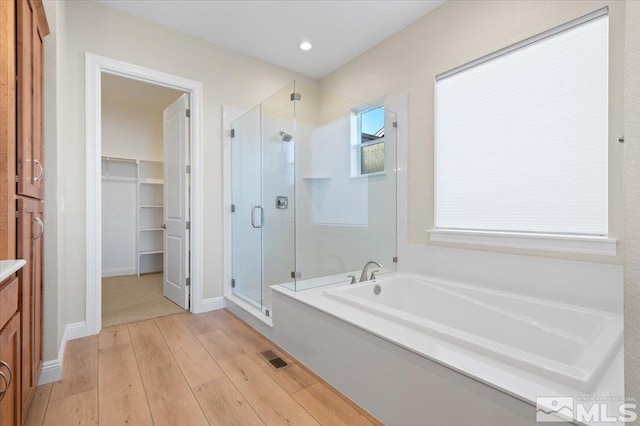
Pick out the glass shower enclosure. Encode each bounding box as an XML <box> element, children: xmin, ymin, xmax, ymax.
<box><xmin>231</xmin><ymin>81</ymin><xmax>397</xmax><ymax>318</ymax></box>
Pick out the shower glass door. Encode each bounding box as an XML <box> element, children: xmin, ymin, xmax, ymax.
<box><xmin>231</xmin><ymin>105</ymin><xmax>263</xmax><ymax>310</ymax></box>
<box><xmin>260</xmin><ymin>82</ymin><xmax>295</xmax><ymax>314</ymax></box>
<box><xmin>231</xmin><ymin>82</ymin><xmax>295</xmax><ymax>316</ymax></box>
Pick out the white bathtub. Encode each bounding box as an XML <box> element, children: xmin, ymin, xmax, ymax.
<box><xmin>323</xmin><ymin>274</ymin><xmax>622</xmax><ymax>392</ymax></box>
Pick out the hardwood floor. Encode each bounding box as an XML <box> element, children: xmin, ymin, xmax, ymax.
<box><xmin>26</xmin><ymin>309</ymin><xmax>381</xmax><ymax>426</ymax></box>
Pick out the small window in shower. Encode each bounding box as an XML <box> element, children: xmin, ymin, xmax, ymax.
<box><xmin>352</xmin><ymin>106</ymin><xmax>385</xmax><ymax>176</ymax></box>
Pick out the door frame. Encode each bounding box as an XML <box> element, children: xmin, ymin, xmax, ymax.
<box><xmin>85</xmin><ymin>53</ymin><xmax>204</xmax><ymax>334</ymax></box>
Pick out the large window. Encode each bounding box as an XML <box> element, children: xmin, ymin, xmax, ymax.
<box><xmin>435</xmin><ymin>10</ymin><xmax>609</xmax><ymax>237</ymax></box>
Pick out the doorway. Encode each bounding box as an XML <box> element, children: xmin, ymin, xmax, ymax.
<box><xmin>100</xmin><ymin>74</ymin><xmax>189</xmax><ymax>327</ymax></box>
<box><xmin>85</xmin><ymin>53</ymin><xmax>205</xmax><ymax>334</ymax></box>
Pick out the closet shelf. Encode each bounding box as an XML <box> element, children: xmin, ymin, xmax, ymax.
<box><xmin>102</xmin><ymin>156</ymin><xmax>137</xmax><ymax>164</ymax></box>
<box><xmin>101</xmin><ymin>176</ymin><xmax>137</xmax><ymax>182</ymax></box>
<box><xmin>138</xmin><ymin>159</ymin><xmax>164</xmax><ymax>276</ymax></box>
<box><xmin>139</xmin><ymin>250</ymin><xmax>164</xmax><ymax>256</ymax></box>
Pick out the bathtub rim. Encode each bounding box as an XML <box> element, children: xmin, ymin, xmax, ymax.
<box><xmin>271</xmin><ymin>272</ymin><xmax>624</xmax><ymax>411</ymax></box>
<box><xmin>322</xmin><ymin>273</ymin><xmax>622</xmax><ymax>393</ymax></box>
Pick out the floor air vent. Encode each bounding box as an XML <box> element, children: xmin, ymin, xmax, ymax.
<box><xmin>260</xmin><ymin>349</ymin><xmax>289</xmax><ymax>371</ymax></box>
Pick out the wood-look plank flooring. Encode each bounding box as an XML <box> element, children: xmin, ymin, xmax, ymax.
<box><xmin>27</xmin><ymin>309</ymin><xmax>381</xmax><ymax>426</ymax></box>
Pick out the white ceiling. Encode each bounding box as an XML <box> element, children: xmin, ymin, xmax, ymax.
<box><xmin>97</xmin><ymin>0</ymin><xmax>446</xmax><ymax>79</ymax></box>
<box><xmin>102</xmin><ymin>73</ymin><xmax>185</xmax><ymax>108</ymax></box>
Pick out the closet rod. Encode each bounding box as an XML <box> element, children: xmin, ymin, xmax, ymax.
<box><xmin>101</xmin><ymin>156</ymin><xmax>137</xmax><ymax>164</ymax></box>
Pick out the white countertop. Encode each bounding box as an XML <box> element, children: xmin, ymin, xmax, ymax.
<box><xmin>0</xmin><ymin>259</ymin><xmax>27</xmax><ymax>283</ymax></box>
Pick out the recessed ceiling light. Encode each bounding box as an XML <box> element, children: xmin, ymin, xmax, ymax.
<box><xmin>299</xmin><ymin>41</ymin><xmax>313</xmax><ymax>51</ymax></box>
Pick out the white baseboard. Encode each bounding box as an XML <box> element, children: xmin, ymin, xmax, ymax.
<box><xmin>38</xmin><ymin>321</ymin><xmax>88</xmax><ymax>385</ymax></box>
<box><xmin>101</xmin><ymin>267</ymin><xmax>137</xmax><ymax>278</ymax></box>
<box><xmin>198</xmin><ymin>296</ymin><xmax>225</xmax><ymax>313</ymax></box>
<box><xmin>65</xmin><ymin>321</ymin><xmax>90</xmax><ymax>340</ymax></box>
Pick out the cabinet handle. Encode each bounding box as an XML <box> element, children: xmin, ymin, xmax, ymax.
<box><xmin>34</xmin><ymin>159</ymin><xmax>44</xmax><ymax>182</ymax></box>
<box><xmin>0</xmin><ymin>371</ymin><xmax>6</xmax><ymax>401</ymax></box>
<box><xmin>33</xmin><ymin>216</ymin><xmax>44</xmax><ymax>240</ymax></box>
<box><xmin>0</xmin><ymin>360</ymin><xmax>13</xmax><ymax>401</ymax></box>
<box><xmin>0</xmin><ymin>361</ymin><xmax>12</xmax><ymax>388</ymax></box>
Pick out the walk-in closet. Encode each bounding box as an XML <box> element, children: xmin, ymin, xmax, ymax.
<box><xmin>100</xmin><ymin>73</ymin><xmax>187</xmax><ymax>327</ymax></box>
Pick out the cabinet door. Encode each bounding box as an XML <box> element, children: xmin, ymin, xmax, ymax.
<box><xmin>0</xmin><ymin>314</ymin><xmax>21</xmax><ymax>426</ymax></box>
<box><xmin>16</xmin><ymin>0</ymin><xmax>44</xmax><ymax>200</ymax></box>
<box><xmin>16</xmin><ymin>198</ymin><xmax>43</xmax><ymax>415</ymax></box>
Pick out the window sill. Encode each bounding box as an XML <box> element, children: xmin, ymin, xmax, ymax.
<box><xmin>428</xmin><ymin>229</ymin><xmax>617</xmax><ymax>256</ymax></box>
<box><xmin>350</xmin><ymin>171</ymin><xmax>386</xmax><ymax>180</ymax></box>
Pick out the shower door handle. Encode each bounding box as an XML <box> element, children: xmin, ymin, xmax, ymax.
<box><xmin>251</xmin><ymin>205</ymin><xmax>264</xmax><ymax>228</ymax></box>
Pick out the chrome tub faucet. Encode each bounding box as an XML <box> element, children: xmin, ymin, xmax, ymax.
<box><xmin>359</xmin><ymin>261</ymin><xmax>383</xmax><ymax>283</ymax></box>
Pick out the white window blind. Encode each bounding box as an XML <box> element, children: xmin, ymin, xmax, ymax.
<box><xmin>435</xmin><ymin>11</ymin><xmax>609</xmax><ymax>237</ymax></box>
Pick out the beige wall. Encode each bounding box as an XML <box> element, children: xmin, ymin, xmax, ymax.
<box><xmin>43</xmin><ymin>0</ymin><xmax>64</xmax><ymax>361</ymax></box>
<box><xmin>45</xmin><ymin>0</ymin><xmax>314</xmax><ymax>357</ymax></box>
<box><xmin>102</xmin><ymin>99</ymin><xmax>164</xmax><ymax>162</ymax></box>
<box><xmin>320</xmin><ymin>0</ymin><xmax>625</xmax><ymax>265</ymax></box>
<box><xmin>624</xmin><ymin>0</ymin><xmax>640</xmax><ymax>408</ymax></box>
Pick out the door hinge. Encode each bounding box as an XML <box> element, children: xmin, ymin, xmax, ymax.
<box><xmin>15</xmin><ymin>211</ymin><xmax>18</xmax><ymax>218</ymax></box>
<box><xmin>231</xmin><ymin>204</ymin><xmax>236</xmax><ymax>212</ymax></box>
<box><xmin>291</xmin><ymin>271</ymin><xmax>302</xmax><ymax>279</ymax></box>
<box><xmin>15</xmin><ymin>175</ymin><xmax>18</xmax><ymax>183</ymax></box>
<box><xmin>186</xmin><ymin>109</ymin><xmax>191</xmax><ymax>118</ymax></box>
<box><xmin>230</xmin><ymin>128</ymin><xmax>236</xmax><ymax>138</ymax></box>
<box><xmin>186</xmin><ymin>277</ymin><xmax>191</xmax><ymax>287</ymax></box>
<box><xmin>265</xmin><ymin>309</ymin><xmax>270</xmax><ymax>317</ymax></box>
<box><xmin>393</xmin><ymin>256</ymin><xmax>398</xmax><ymax>263</ymax></box>
<box><xmin>290</xmin><ymin>92</ymin><xmax>301</xmax><ymax>101</ymax></box>
<box><xmin>231</xmin><ymin>278</ymin><xmax>236</xmax><ymax>288</ymax></box>
<box><xmin>393</xmin><ymin>121</ymin><xmax>398</xmax><ymax>128</ymax></box>
<box><xmin>186</xmin><ymin>221</ymin><xmax>191</xmax><ymax>230</ymax></box>
<box><xmin>186</xmin><ymin>165</ymin><xmax>191</xmax><ymax>174</ymax></box>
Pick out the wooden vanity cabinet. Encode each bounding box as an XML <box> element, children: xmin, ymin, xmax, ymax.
<box><xmin>16</xmin><ymin>199</ymin><xmax>43</xmax><ymax>418</ymax></box>
<box><xmin>0</xmin><ymin>277</ymin><xmax>22</xmax><ymax>426</ymax></box>
<box><xmin>16</xmin><ymin>0</ymin><xmax>45</xmax><ymax>200</ymax></box>
<box><xmin>0</xmin><ymin>0</ymin><xmax>49</xmax><ymax>424</ymax></box>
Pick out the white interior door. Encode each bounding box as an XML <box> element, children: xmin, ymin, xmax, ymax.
<box><xmin>163</xmin><ymin>94</ymin><xmax>190</xmax><ymax>309</ymax></box>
